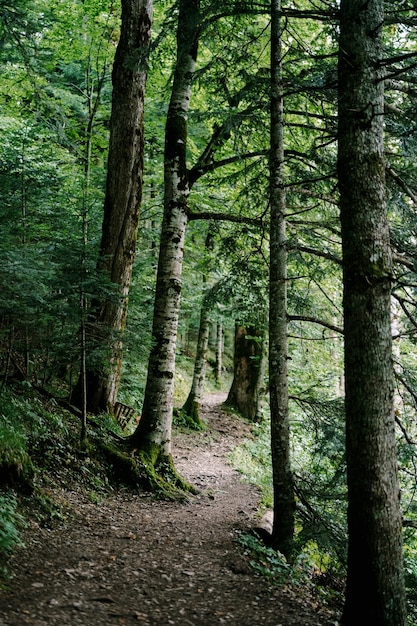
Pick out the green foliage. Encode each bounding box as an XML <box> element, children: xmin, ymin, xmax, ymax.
<box><xmin>0</xmin><ymin>387</ymin><xmax>68</xmax><ymax>484</ymax></box>
<box><xmin>231</xmin><ymin>392</ymin><xmax>347</xmax><ymax>569</ymax></box>
<box><xmin>0</xmin><ymin>391</ymin><xmax>33</xmax><ymax>490</ymax></box>
<box><xmin>238</xmin><ymin>530</ymin><xmax>337</xmax><ymax>591</ymax></box>
<box><xmin>230</xmin><ymin>420</ymin><xmax>273</xmax><ymax>508</ymax></box>
<box><xmin>0</xmin><ymin>0</ymin><xmax>116</xmax><ymax>396</ymax></box>
<box><xmin>0</xmin><ymin>493</ymin><xmax>25</xmax><ymax>578</ymax></box>
<box><xmin>173</xmin><ymin>354</ymin><xmax>195</xmax><ymax>406</ymax></box>
<box><xmin>238</xmin><ymin>532</ymin><xmax>299</xmax><ymax>583</ymax></box>
<box><xmin>238</xmin><ymin>531</ymin><xmax>344</xmax><ymax>609</ymax></box>
<box><xmin>0</xmin><ymin>5</ymin><xmax>416</xmax><ymax>620</ymax></box>
<box><xmin>403</xmin><ymin>540</ymin><xmax>417</xmax><ymax>626</ymax></box>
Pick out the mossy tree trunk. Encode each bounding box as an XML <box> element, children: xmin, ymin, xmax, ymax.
<box><xmin>339</xmin><ymin>0</ymin><xmax>406</xmax><ymax>623</ymax></box>
<box><xmin>268</xmin><ymin>0</ymin><xmax>295</xmax><ymax>561</ymax></box>
<box><xmin>225</xmin><ymin>324</ymin><xmax>265</xmax><ymax>421</ymax></box>
<box><xmin>128</xmin><ymin>0</ymin><xmax>200</xmax><ymax>494</ymax></box>
<box><xmin>74</xmin><ymin>0</ymin><xmax>153</xmax><ymax>413</ymax></box>
<box><xmin>180</xmin><ymin>294</ymin><xmax>210</xmax><ymax>429</ymax></box>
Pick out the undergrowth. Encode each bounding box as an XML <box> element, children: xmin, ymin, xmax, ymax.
<box><xmin>230</xmin><ymin>419</ymin><xmax>273</xmax><ymax>509</ymax></box>
<box><xmin>231</xmin><ymin>407</ymin><xmax>417</xmax><ymax>623</ymax></box>
<box><xmin>237</xmin><ymin>531</ymin><xmax>344</xmax><ymax>609</ymax></box>
<box><xmin>0</xmin><ymin>383</ymin><xmax>121</xmax><ymax>578</ymax></box>
<box><xmin>0</xmin><ymin>493</ymin><xmax>25</xmax><ymax>581</ymax></box>
<box><xmin>238</xmin><ymin>532</ymin><xmax>309</xmax><ymax>585</ymax></box>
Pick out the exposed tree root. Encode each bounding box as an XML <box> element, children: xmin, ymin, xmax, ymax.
<box><xmin>174</xmin><ymin>402</ymin><xmax>207</xmax><ymax>431</ymax></box>
<box><xmin>98</xmin><ymin>440</ymin><xmax>198</xmax><ymax>501</ymax></box>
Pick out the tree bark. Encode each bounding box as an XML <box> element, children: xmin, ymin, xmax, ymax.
<box><xmin>338</xmin><ymin>1</ymin><xmax>406</xmax><ymax>623</ymax></box>
<box><xmin>180</xmin><ymin>294</ymin><xmax>210</xmax><ymax>429</ymax></box>
<box><xmin>214</xmin><ymin>320</ymin><xmax>223</xmax><ymax>385</ymax></box>
<box><xmin>129</xmin><ymin>0</ymin><xmax>200</xmax><ymax>472</ymax></box>
<box><xmin>225</xmin><ymin>324</ymin><xmax>264</xmax><ymax>422</ymax></box>
<box><xmin>78</xmin><ymin>0</ymin><xmax>153</xmax><ymax>413</ymax></box>
<box><xmin>269</xmin><ymin>0</ymin><xmax>295</xmax><ymax>560</ymax></box>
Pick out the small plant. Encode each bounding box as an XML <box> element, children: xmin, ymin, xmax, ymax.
<box><xmin>237</xmin><ymin>531</ymin><xmax>311</xmax><ymax>587</ymax></box>
<box><xmin>0</xmin><ymin>493</ymin><xmax>25</xmax><ymax>579</ymax></box>
<box><xmin>237</xmin><ymin>531</ymin><xmax>344</xmax><ymax>610</ymax></box>
<box><xmin>240</xmin><ymin>532</ymin><xmax>289</xmax><ymax>580</ymax></box>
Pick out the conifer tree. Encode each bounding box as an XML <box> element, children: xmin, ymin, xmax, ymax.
<box><xmin>338</xmin><ymin>0</ymin><xmax>406</xmax><ymax>622</ymax></box>
<box><xmin>75</xmin><ymin>0</ymin><xmax>153</xmax><ymax>413</ymax></box>
<box><xmin>268</xmin><ymin>0</ymin><xmax>295</xmax><ymax>561</ymax></box>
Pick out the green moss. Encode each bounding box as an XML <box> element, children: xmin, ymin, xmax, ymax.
<box><xmin>136</xmin><ymin>445</ymin><xmax>198</xmax><ymax>499</ymax></box>
<box><xmin>156</xmin><ymin>452</ymin><xmax>198</xmax><ymax>494</ymax></box>
<box><xmin>98</xmin><ymin>442</ymin><xmax>143</xmax><ymax>486</ymax></box>
<box><xmin>98</xmin><ymin>440</ymin><xmax>198</xmax><ymax>500</ymax></box>
<box><xmin>173</xmin><ymin>403</ymin><xmax>207</xmax><ymax>431</ymax></box>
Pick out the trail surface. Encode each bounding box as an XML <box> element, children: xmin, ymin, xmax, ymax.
<box><xmin>0</xmin><ymin>394</ymin><xmax>340</xmax><ymax>626</ymax></box>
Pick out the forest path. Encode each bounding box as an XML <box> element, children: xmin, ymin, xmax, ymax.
<box><xmin>0</xmin><ymin>393</ymin><xmax>339</xmax><ymax>626</ymax></box>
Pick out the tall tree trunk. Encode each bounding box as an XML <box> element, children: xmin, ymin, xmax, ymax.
<box><xmin>268</xmin><ymin>0</ymin><xmax>295</xmax><ymax>560</ymax></box>
<box><xmin>129</xmin><ymin>0</ymin><xmax>200</xmax><ymax>486</ymax></box>
<box><xmin>214</xmin><ymin>320</ymin><xmax>223</xmax><ymax>385</ymax></box>
<box><xmin>180</xmin><ymin>294</ymin><xmax>210</xmax><ymax>429</ymax></box>
<box><xmin>338</xmin><ymin>1</ymin><xmax>406</xmax><ymax>623</ymax></box>
<box><xmin>225</xmin><ymin>324</ymin><xmax>264</xmax><ymax>421</ymax></box>
<box><xmin>78</xmin><ymin>0</ymin><xmax>153</xmax><ymax>413</ymax></box>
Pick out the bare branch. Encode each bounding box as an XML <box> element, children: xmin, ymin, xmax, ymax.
<box><xmin>288</xmin><ymin>244</ymin><xmax>342</xmax><ymax>265</ymax></box>
<box><xmin>288</xmin><ymin>315</ymin><xmax>343</xmax><ymax>335</ymax></box>
<box><xmin>386</xmin><ymin>166</ymin><xmax>417</xmax><ymax>205</ymax></box>
<box><xmin>189</xmin><ymin>151</ymin><xmax>267</xmax><ymax>185</ymax></box>
<box><xmin>187</xmin><ymin>210</ymin><xmax>263</xmax><ymax>226</ymax></box>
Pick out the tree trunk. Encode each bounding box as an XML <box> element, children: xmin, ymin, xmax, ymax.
<box><xmin>78</xmin><ymin>0</ymin><xmax>153</xmax><ymax>413</ymax></box>
<box><xmin>180</xmin><ymin>295</ymin><xmax>210</xmax><ymax>429</ymax></box>
<box><xmin>129</xmin><ymin>0</ymin><xmax>200</xmax><ymax>488</ymax></box>
<box><xmin>214</xmin><ymin>320</ymin><xmax>223</xmax><ymax>385</ymax></box>
<box><xmin>268</xmin><ymin>0</ymin><xmax>295</xmax><ymax>560</ymax></box>
<box><xmin>338</xmin><ymin>1</ymin><xmax>406</xmax><ymax>623</ymax></box>
<box><xmin>225</xmin><ymin>324</ymin><xmax>264</xmax><ymax>421</ymax></box>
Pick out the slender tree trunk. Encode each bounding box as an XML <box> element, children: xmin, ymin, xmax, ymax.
<box><xmin>78</xmin><ymin>0</ymin><xmax>153</xmax><ymax>413</ymax></box>
<box><xmin>214</xmin><ymin>320</ymin><xmax>223</xmax><ymax>385</ymax></box>
<box><xmin>180</xmin><ymin>295</ymin><xmax>210</xmax><ymax>429</ymax></box>
<box><xmin>269</xmin><ymin>0</ymin><xmax>295</xmax><ymax>560</ymax></box>
<box><xmin>80</xmin><ymin>67</ymin><xmax>97</xmax><ymax>442</ymax></box>
<box><xmin>129</xmin><ymin>0</ymin><xmax>200</xmax><ymax>474</ymax></box>
<box><xmin>338</xmin><ymin>1</ymin><xmax>406</xmax><ymax>623</ymax></box>
<box><xmin>254</xmin><ymin>334</ymin><xmax>267</xmax><ymax>422</ymax></box>
<box><xmin>225</xmin><ymin>324</ymin><xmax>264</xmax><ymax>421</ymax></box>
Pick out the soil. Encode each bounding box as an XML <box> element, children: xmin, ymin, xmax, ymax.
<box><xmin>0</xmin><ymin>393</ymin><xmax>341</xmax><ymax>626</ymax></box>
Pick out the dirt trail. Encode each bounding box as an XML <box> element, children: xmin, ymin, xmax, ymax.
<box><xmin>0</xmin><ymin>394</ymin><xmax>340</xmax><ymax>626</ymax></box>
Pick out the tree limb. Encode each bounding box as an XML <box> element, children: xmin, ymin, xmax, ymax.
<box><xmin>189</xmin><ymin>151</ymin><xmax>267</xmax><ymax>185</ymax></box>
<box><xmin>288</xmin><ymin>315</ymin><xmax>343</xmax><ymax>335</ymax></box>
<box><xmin>288</xmin><ymin>243</ymin><xmax>342</xmax><ymax>265</ymax></box>
<box><xmin>187</xmin><ymin>209</ymin><xmax>263</xmax><ymax>226</ymax></box>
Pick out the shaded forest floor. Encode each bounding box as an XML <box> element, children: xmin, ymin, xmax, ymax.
<box><xmin>0</xmin><ymin>393</ymin><xmax>341</xmax><ymax>626</ymax></box>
